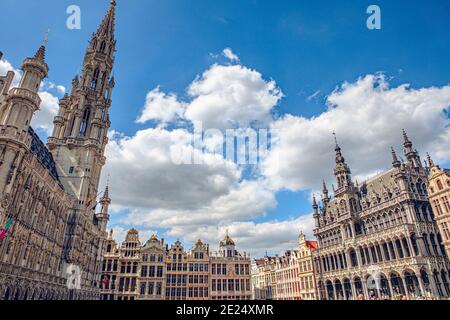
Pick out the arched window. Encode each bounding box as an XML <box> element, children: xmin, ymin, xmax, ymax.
<box><xmin>411</xmin><ymin>235</ymin><xmax>420</xmax><ymax>256</ymax></box>
<box><xmin>437</xmin><ymin>180</ymin><xmax>444</xmax><ymax>191</ymax></box>
<box><xmin>90</xmin><ymin>68</ymin><xmax>100</xmax><ymax>90</ymax></box>
<box><xmin>79</xmin><ymin>108</ymin><xmax>91</xmax><ymax>137</ymax></box>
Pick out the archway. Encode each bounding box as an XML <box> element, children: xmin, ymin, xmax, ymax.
<box><xmin>325</xmin><ymin>281</ymin><xmax>334</xmax><ymax>300</ymax></box>
<box><xmin>404</xmin><ymin>270</ymin><xmax>421</xmax><ymax>297</ymax></box>
<box><xmin>390</xmin><ymin>272</ymin><xmax>405</xmax><ymax>296</ymax></box>
<box><xmin>343</xmin><ymin>278</ymin><xmax>352</xmax><ymax>300</ymax></box>
<box><xmin>318</xmin><ymin>281</ymin><xmax>326</xmax><ymax>300</ymax></box>
<box><xmin>13</xmin><ymin>288</ymin><xmax>21</xmax><ymax>301</ymax></box>
<box><xmin>2</xmin><ymin>287</ymin><xmax>11</xmax><ymax>300</ymax></box>
<box><xmin>335</xmin><ymin>280</ymin><xmax>344</xmax><ymax>300</ymax></box>
<box><xmin>354</xmin><ymin>277</ymin><xmax>364</xmax><ymax>298</ymax></box>
<box><xmin>379</xmin><ymin>274</ymin><xmax>391</xmax><ymax>299</ymax></box>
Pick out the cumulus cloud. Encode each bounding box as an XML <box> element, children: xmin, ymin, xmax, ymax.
<box><xmin>137</xmin><ymin>63</ymin><xmax>282</xmax><ymax>130</ymax></box>
<box><xmin>104</xmin><ymin>128</ymin><xmax>246</xmax><ymax>211</ymax></box>
<box><xmin>222</xmin><ymin>48</ymin><xmax>240</xmax><ymax>62</ymax></box>
<box><xmin>33</xmin><ymin>91</ymin><xmax>59</xmax><ymax>135</ymax></box>
<box><xmin>263</xmin><ymin>74</ymin><xmax>450</xmax><ymax>192</ymax></box>
<box><xmin>0</xmin><ymin>58</ymin><xmax>21</xmax><ymax>86</ymax></box>
<box><xmin>167</xmin><ymin>214</ymin><xmax>315</xmax><ymax>257</ymax></box>
<box><xmin>136</xmin><ymin>86</ymin><xmax>186</xmax><ymax>125</ymax></box>
<box><xmin>185</xmin><ymin>64</ymin><xmax>283</xmax><ymax>129</ymax></box>
<box><xmin>104</xmin><ymin>55</ymin><xmax>450</xmax><ymax>257</ymax></box>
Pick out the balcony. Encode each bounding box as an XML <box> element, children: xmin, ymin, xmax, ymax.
<box><xmin>8</xmin><ymin>87</ymin><xmax>41</xmax><ymax>107</ymax></box>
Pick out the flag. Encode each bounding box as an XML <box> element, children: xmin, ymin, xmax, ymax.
<box><xmin>5</xmin><ymin>218</ymin><xmax>14</xmax><ymax>231</ymax></box>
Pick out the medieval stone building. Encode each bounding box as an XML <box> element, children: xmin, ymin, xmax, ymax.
<box><xmin>0</xmin><ymin>1</ymin><xmax>117</xmax><ymax>300</ymax></box>
<box><xmin>312</xmin><ymin>131</ymin><xmax>450</xmax><ymax>300</ymax></box>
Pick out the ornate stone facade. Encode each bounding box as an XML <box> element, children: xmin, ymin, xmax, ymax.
<box><xmin>0</xmin><ymin>1</ymin><xmax>116</xmax><ymax>300</ymax></box>
<box><xmin>312</xmin><ymin>132</ymin><xmax>450</xmax><ymax>300</ymax></box>
<box><xmin>100</xmin><ymin>230</ymin><xmax>252</xmax><ymax>300</ymax></box>
<box><xmin>251</xmin><ymin>233</ymin><xmax>318</xmax><ymax>300</ymax></box>
<box><xmin>427</xmin><ymin>155</ymin><xmax>450</xmax><ymax>257</ymax></box>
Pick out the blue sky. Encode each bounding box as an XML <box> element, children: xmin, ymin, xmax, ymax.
<box><xmin>1</xmin><ymin>0</ymin><xmax>449</xmax><ymax>256</ymax></box>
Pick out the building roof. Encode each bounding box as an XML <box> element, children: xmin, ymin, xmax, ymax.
<box><xmin>255</xmin><ymin>259</ymin><xmax>265</xmax><ymax>266</ymax></box>
<box><xmin>220</xmin><ymin>233</ymin><xmax>235</xmax><ymax>247</ymax></box>
<box><xmin>28</xmin><ymin>126</ymin><xmax>62</xmax><ymax>187</ymax></box>
<box><xmin>306</xmin><ymin>240</ymin><xmax>318</xmax><ymax>250</ymax></box>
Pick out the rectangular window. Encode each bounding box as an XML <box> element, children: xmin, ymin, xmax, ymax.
<box><xmin>149</xmin><ymin>266</ymin><xmax>155</xmax><ymax>277</ymax></box>
<box><xmin>157</xmin><ymin>266</ymin><xmax>163</xmax><ymax>278</ymax></box>
<box><xmin>148</xmin><ymin>282</ymin><xmax>154</xmax><ymax>295</ymax></box>
<box><xmin>141</xmin><ymin>266</ymin><xmax>148</xmax><ymax>277</ymax></box>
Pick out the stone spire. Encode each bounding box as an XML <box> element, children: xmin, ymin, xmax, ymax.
<box><xmin>402</xmin><ymin>129</ymin><xmax>422</xmax><ymax>168</ymax></box>
<box><xmin>334</xmin><ymin>132</ymin><xmax>346</xmax><ymax>165</ymax></box>
<box><xmin>94</xmin><ymin>0</ymin><xmax>116</xmax><ymax>40</ymax></box>
<box><xmin>333</xmin><ymin>133</ymin><xmax>353</xmax><ymax>194</ymax></box>
<box><xmin>392</xmin><ymin>147</ymin><xmax>401</xmax><ymax>168</ymax></box>
<box><xmin>427</xmin><ymin>153</ymin><xmax>436</xmax><ymax>168</ymax></box>
<box><xmin>33</xmin><ymin>30</ymin><xmax>49</xmax><ymax>62</ymax></box>
<box><xmin>313</xmin><ymin>195</ymin><xmax>320</xmax><ymax>227</ymax></box>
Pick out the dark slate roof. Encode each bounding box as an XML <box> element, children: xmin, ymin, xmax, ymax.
<box><xmin>445</xmin><ymin>169</ymin><xmax>450</xmax><ymax>177</ymax></box>
<box><xmin>28</xmin><ymin>127</ymin><xmax>63</xmax><ymax>187</ymax></box>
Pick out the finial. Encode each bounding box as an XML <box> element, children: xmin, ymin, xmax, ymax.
<box><xmin>427</xmin><ymin>153</ymin><xmax>435</xmax><ymax>168</ymax></box>
<box><xmin>333</xmin><ymin>131</ymin><xmax>339</xmax><ymax>148</ymax></box>
<box><xmin>392</xmin><ymin>147</ymin><xmax>401</xmax><ymax>168</ymax></box>
<box><xmin>42</xmin><ymin>29</ymin><xmax>50</xmax><ymax>47</ymax></box>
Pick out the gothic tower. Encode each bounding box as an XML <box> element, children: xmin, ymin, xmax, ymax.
<box><xmin>0</xmin><ymin>38</ymin><xmax>49</xmax><ymax>199</ymax></box>
<box><xmin>333</xmin><ymin>135</ymin><xmax>354</xmax><ymax>197</ymax></box>
<box><xmin>48</xmin><ymin>0</ymin><xmax>116</xmax><ymax>210</ymax></box>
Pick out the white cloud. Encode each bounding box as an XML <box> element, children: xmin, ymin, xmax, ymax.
<box><xmin>137</xmin><ymin>51</ymin><xmax>283</xmax><ymax>131</ymax></box>
<box><xmin>167</xmin><ymin>214</ymin><xmax>315</xmax><ymax>257</ymax></box>
<box><xmin>136</xmin><ymin>86</ymin><xmax>186</xmax><ymax>125</ymax></box>
<box><xmin>104</xmin><ymin>57</ymin><xmax>450</xmax><ymax>257</ymax></box>
<box><xmin>0</xmin><ymin>58</ymin><xmax>21</xmax><ymax>87</ymax></box>
<box><xmin>307</xmin><ymin>90</ymin><xmax>321</xmax><ymax>102</ymax></box>
<box><xmin>263</xmin><ymin>74</ymin><xmax>450</xmax><ymax>192</ymax></box>
<box><xmin>104</xmin><ymin>127</ymin><xmax>247</xmax><ymax>211</ymax></box>
<box><xmin>185</xmin><ymin>64</ymin><xmax>283</xmax><ymax>129</ymax></box>
<box><xmin>33</xmin><ymin>91</ymin><xmax>59</xmax><ymax>135</ymax></box>
<box><xmin>222</xmin><ymin>48</ymin><xmax>240</xmax><ymax>62</ymax></box>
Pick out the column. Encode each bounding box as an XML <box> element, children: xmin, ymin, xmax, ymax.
<box><xmin>333</xmin><ymin>283</ymin><xmax>338</xmax><ymax>300</ymax></box>
<box><xmin>401</xmin><ymin>276</ymin><xmax>410</xmax><ymax>299</ymax></box>
<box><xmin>351</xmin><ymin>281</ymin><xmax>357</xmax><ymax>300</ymax></box>
<box><xmin>387</xmin><ymin>278</ymin><xmax>394</xmax><ymax>299</ymax></box>
<box><xmin>406</xmin><ymin>237</ymin><xmax>415</xmax><ymax>256</ymax></box>
<box><xmin>417</xmin><ymin>275</ymin><xmax>426</xmax><ymax>297</ymax></box>
<box><xmin>361</xmin><ymin>279</ymin><xmax>369</xmax><ymax>300</ymax></box>
<box><xmin>356</xmin><ymin>249</ymin><xmax>363</xmax><ymax>267</ymax></box>
<box><xmin>342</xmin><ymin>281</ymin><xmax>348</xmax><ymax>300</ymax></box>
